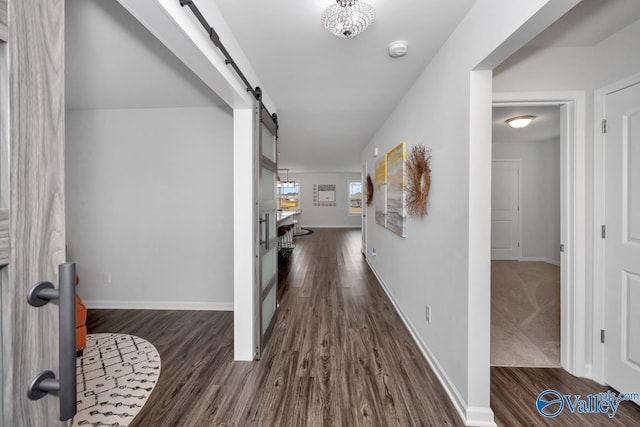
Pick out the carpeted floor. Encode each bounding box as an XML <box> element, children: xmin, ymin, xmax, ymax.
<box><xmin>69</xmin><ymin>333</ymin><xmax>161</xmax><ymax>427</ymax></box>
<box><xmin>491</xmin><ymin>261</ymin><xmax>561</xmax><ymax>367</ymax></box>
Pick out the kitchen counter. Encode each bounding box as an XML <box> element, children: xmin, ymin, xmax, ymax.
<box><xmin>276</xmin><ymin>210</ymin><xmax>297</xmax><ymax>226</ymax></box>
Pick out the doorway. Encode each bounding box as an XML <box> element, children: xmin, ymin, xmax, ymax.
<box><xmin>491</xmin><ymin>93</ymin><xmax>587</xmax><ymax>375</ymax></box>
<box><xmin>491</xmin><ymin>105</ymin><xmax>562</xmax><ymax>367</ymax></box>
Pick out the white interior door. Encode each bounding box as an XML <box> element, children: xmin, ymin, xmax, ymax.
<box><xmin>491</xmin><ymin>159</ymin><xmax>521</xmax><ymax>260</ymax></box>
<box><xmin>255</xmin><ymin>102</ymin><xmax>279</xmax><ymax>359</ymax></box>
<box><xmin>604</xmin><ymin>81</ymin><xmax>640</xmax><ymax>403</ymax></box>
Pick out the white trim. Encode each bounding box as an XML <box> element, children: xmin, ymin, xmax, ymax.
<box><xmin>362</xmin><ymin>162</ymin><xmax>368</xmax><ymax>256</ymax></box>
<box><xmin>366</xmin><ymin>259</ymin><xmax>497</xmax><ymax>427</ymax></box>
<box><xmin>468</xmin><ymin>71</ymin><xmax>494</xmax><ymax>417</ymax></box>
<box><xmin>593</xmin><ymin>83</ymin><xmax>607</xmax><ymax>385</ymax></box>
<box><xmin>347</xmin><ymin>178</ymin><xmax>363</xmax><ymax>217</ymax></box>
<box><xmin>465</xmin><ymin>407</ymin><xmax>499</xmax><ymax>427</ymax></box>
<box><xmin>518</xmin><ymin>257</ymin><xmax>561</xmax><ymax>266</ymax></box>
<box><xmin>233</xmin><ymin>108</ymin><xmax>256</xmax><ymax>361</ymax></box>
<box><xmin>592</xmin><ymin>72</ymin><xmax>640</xmax><ymax>385</ymax></box>
<box><xmin>84</xmin><ymin>300</ymin><xmax>233</xmax><ymax>311</ymax></box>
<box><xmin>493</xmin><ymin>91</ymin><xmax>587</xmax><ymax>377</ymax></box>
<box><xmin>278</xmin><ymin>179</ymin><xmax>301</xmax><ymax>212</ymax></box>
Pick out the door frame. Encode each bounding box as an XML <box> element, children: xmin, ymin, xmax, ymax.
<box><xmin>493</xmin><ymin>91</ymin><xmax>587</xmax><ymax>376</ymax></box>
<box><xmin>362</xmin><ymin>162</ymin><xmax>368</xmax><ymax>255</ymax></box>
<box><xmin>593</xmin><ymin>72</ymin><xmax>640</xmax><ymax>384</ymax></box>
<box><xmin>490</xmin><ymin>158</ymin><xmax>522</xmax><ymax>261</ymax></box>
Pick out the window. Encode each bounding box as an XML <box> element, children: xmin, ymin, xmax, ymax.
<box><xmin>278</xmin><ymin>181</ymin><xmax>300</xmax><ymax>211</ymax></box>
<box><xmin>348</xmin><ymin>180</ymin><xmax>363</xmax><ymax>215</ymax></box>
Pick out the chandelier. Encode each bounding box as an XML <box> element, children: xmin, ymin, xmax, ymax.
<box><xmin>321</xmin><ymin>0</ymin><xmax>376</xmax><ymax>38</ymax></box>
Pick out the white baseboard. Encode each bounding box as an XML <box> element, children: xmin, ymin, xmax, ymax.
<box><xmin>518</xmin><ymin>257</ymin><xmax>561</xmax><ymax>266</ymax></box>
<box><xmin>84</xmin><ymin>300</ymin><xmax>233</xmax><ymax>311</ymax></box>
<box><xmin>301</xmin><ymin>225</ymin><xmax>361</xmax><ymax>229</ymax></box>
<box><xmin>466</xmin><ymin>407</ymin><xmax>499</xmax><ymax>426</ymax></box>
<box><xmin>365</xmin><ymin>259</ymin><xmax>496</xmax><ymax>427</ymax></box>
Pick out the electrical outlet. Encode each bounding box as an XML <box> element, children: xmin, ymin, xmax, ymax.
<box><xmin>425</xmin><ymin>305</ymin><xmax>431</xmax><ymax>323</ymax></box>
<box><xmin>103</xmin><ymin>272</ymin><xmax>112</xmax><ymax>285</ymax></box>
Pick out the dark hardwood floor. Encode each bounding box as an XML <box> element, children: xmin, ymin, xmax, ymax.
<box><xmin>86</xmin><ymin>228</ymin><xmax>640</xmax><ymax>426</ymax></box>
<box><xmin>87</xmin><ymin>229</ymin><xmax>462</xmax><ymax>426</ymax></box>
<box><xmin>492</xmin><ymin>367</ymin><xmax>640</xmax><ymax>426</ymax></box>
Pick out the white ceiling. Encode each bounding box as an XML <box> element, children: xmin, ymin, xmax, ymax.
<box><xmin>493</xmin><ymin>106</ymin><xmax>561</xmax><ymax>143</ymax></box>
<box><xmin>528</xmin><ymin>0</ymin><xmax>640</xmax><ymax>47</ymax></box>
<box><xmin>214</xmin><ymin>0</ymin><xmax>477</xmax><ymax>172</ymax></box>
<box><xmin>66</xmin><ymin>0</ymin><xmax>640</xmax><ymax>171</ymax></box>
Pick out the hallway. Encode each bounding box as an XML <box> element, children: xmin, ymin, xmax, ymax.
<box><xmin>88</xmin><ymin>229</ymin><xmax>462</xmax><ymax>425</ymax></box>
<box><xmin>87</xmin><ymin>228</ymin><xmax>640</xmax><ymax>426</ymax></box>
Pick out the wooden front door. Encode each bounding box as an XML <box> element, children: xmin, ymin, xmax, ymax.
<box><xmin>0</xmin><ymin>0</ymin><xmax>67</xmax><ymax>425</ymax></box>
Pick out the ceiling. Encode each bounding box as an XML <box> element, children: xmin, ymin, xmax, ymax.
<box><xmin>214</xmin><ymin>0</ymin><xmax>477</xmax><ymax>172</ymax></box>
<box><xmin>66</xmin><ymin>0</ymin><xmax>640</xmax><ymax>171</ymax></box>
<box><xmin>528</xmin><ymin>0</ymin><xmax>640</xmax><ymax>47</ymax></box>
<box><xmin>493</xmin><ymin>106</ymin><xmax>560</xmax><ymax>143</ymax></box>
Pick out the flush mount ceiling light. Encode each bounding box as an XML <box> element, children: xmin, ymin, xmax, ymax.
<box><xmin>506</xmin><ymin>115</ymin><xmax>536</xmax><ymax>129</ymax></box>
<box><xmin>322</xmin><ymin>0</ymin><xmax>375</xmax><ymax>38</ymax></box>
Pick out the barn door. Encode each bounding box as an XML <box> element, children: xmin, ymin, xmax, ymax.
<box><xmin>254</xmin><ymin>100</ymin><xmax>279</xmax><ymax>359</ymax></box>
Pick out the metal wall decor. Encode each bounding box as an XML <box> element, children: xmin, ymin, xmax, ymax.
<box><xmin>366</xmin><ymin>173</ymin><xmax>374</xmax><ymax>206</ymax></box>
<box><xmin>406</xmin><ymin>145</ymin><xmax>432</xmax><ymax>218</ymax></box>
<box><xmin>313</xmin><ymin>184</ymin><xmax>337</xmax><ymax>207</ymax></box>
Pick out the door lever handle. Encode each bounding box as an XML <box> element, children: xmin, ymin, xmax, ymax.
<box><xmin>27</xmin><ymin>263</ymin><xmax>77</xmax><ymax>421</ymax></box>
<box><xmin>260</xmin><ymin>213</ymin><xmax>270</xmax><ymax>249</ymax></box>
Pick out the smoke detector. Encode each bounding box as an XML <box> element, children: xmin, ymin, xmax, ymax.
<box><xmin>388</xmin><ymin>40</ymin><xmax>408</xmax><ymax>58</ymax></box>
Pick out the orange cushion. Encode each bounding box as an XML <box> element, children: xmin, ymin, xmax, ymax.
<box><xmin>76</xmin><ymin>296</ymin><xmax>87</xmax><ymax>324</ymax></box>
<box><xmin>76</xmin><ymin>295</ymin><xmax>87</xmax><ymax>351</ymax></box>
<box><xmin>76</xmin><ymin>325</ymin><xmax>87</xmax><ymax>351</ymax></box>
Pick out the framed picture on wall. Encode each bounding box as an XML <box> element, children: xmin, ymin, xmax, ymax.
<box><xmin>318</xmin><ymin>184</ymin><xmax>336</xmax><ymax>202</ymax></box>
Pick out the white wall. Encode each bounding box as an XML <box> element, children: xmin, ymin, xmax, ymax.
<box><xmin>360</xmin><ymin>1</ymin><xmax>577</xmax><ymax>424</ymax></box>
<box><xmin>493</xmin><ymin>16</ymin><xmax>640</xmax><ymax>375</ymax></box>
<box><xmin>493</xmin><ymin>139</ymin><xmax>560</xmax><ymax>263</ymax></box>
<box><xmin>494</xmin><ymin>19</ymin><xmax>640</xmax><ymax>92</ymax></box>
<box><xmin>288</xmin><ymin>172</ymin><xmax>361</xmax><ymax>228</ymax></box>
<box><xmin>66</xmin><ymin>106</ymin><xmax>234</xmax><ymax>310</ymax></box>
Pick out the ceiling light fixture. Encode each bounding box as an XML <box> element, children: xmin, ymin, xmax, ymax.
<box><xmin>322</xmin><ymin>0</ymin><xmax>375</xmax><ymax>38</ymax></box>
<box><xmin>506</xmin><ymin>115</ymin><xmax>536</xmax><ymax>129</ymax></box>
